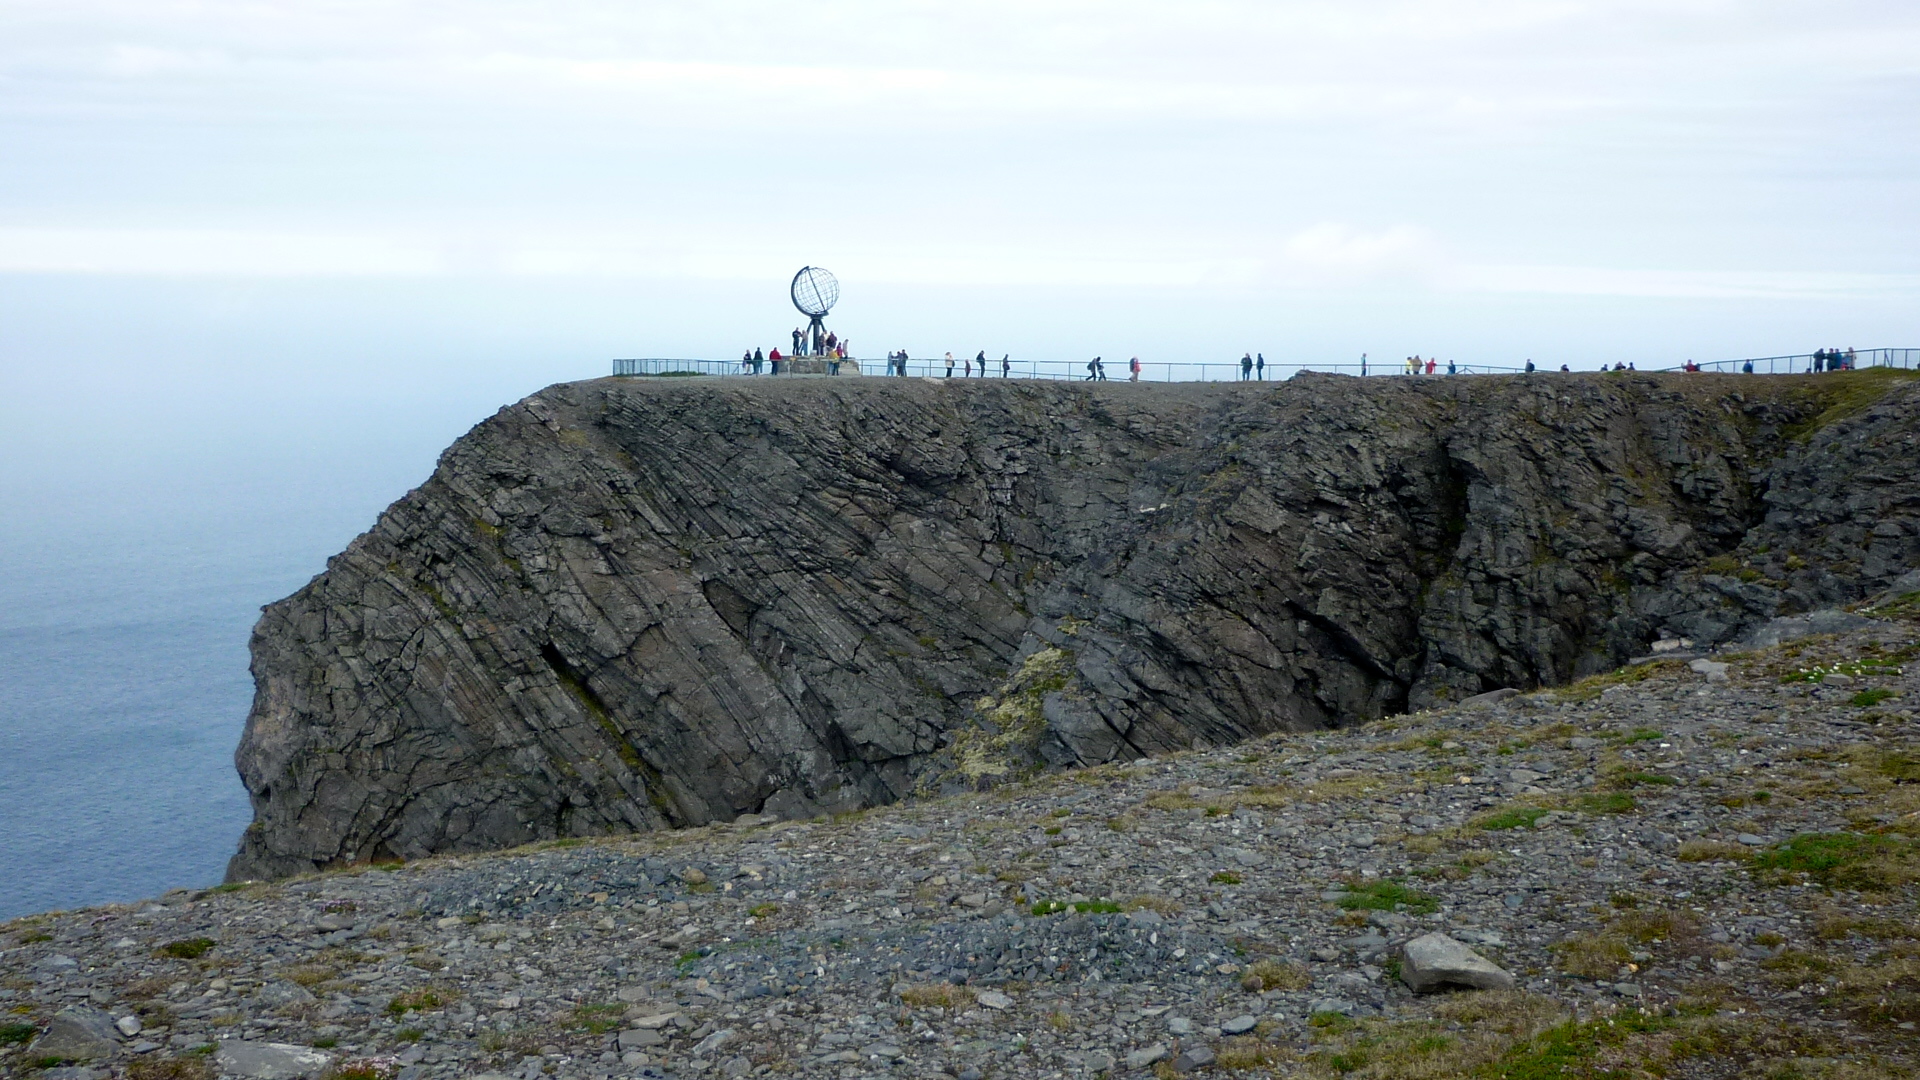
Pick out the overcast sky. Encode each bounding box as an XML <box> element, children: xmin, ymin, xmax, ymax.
<box><xmin>1</xmin><ymin>1</ymin><xmax>1916</xmax><ymax>424</ymax></box>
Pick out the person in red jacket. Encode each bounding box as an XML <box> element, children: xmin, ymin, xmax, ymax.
<box><xmin>1129</xmin><ymin>357</ymin><xmax>1141</xmax><ymax>382</ymax></box>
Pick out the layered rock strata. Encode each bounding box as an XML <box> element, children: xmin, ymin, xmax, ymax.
<box><xmin>229</xmin><ymin>370</ymin><xmax>1920</xmax><ymax>879</ymax></box>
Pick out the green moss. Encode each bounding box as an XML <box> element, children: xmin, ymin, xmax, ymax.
<box><xmin>1487</xmin><ymin>1010</ymin><xmax>1670</xmax><ymax>1079</ymax></box>
<box><xmin>1337</xmin><ymin>880</ymin><xmax>1439</xmax><ymax>915</ymax></box>
<box><xmin>1211</xmin><ymin>871</ymin><xmax>1243</xmax><ymax>885</ymax></box>
<box><xmin>1782</xmin><ymin>367</ymin><xmax>1920</xmax><ymax>442</ymax></box>
<box><xmin>0</xmin><ymin>1023</ymin><xmax>36</xmax><ymax>1046</ymax></box>
<box><xmin>1477</xmin><ymin>806</ymin><xmax>1549</xmax><ymax>831</ymax></box>
<box><xmin>1851</xmin><ymin>688</ymin><xmax>1894</xmax><ymax>707</ymax></box>
<box><xmin>1751</xmin><ymin>831</ymin><xmax>1917</xmax><ymax>890</ymax></box>
<box><xmin>922</xmin><ymin>647</ymin><xmax>1078</xmax><ymax>793</ymax></box>
<box><xmin>1577</xmin><ymin>791</ymin><xmax>1637</xmax><ymax>815</ymax></box>
<box><xmin>159</xmin><ymin>937</ymin><xmax>216</xmax><ymax>959</ymax></box>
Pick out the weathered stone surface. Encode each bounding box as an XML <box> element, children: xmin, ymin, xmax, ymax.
<box><xmin>227</xmin><ymin>372</ymin><xmax>1920</xmax><ymax>880</ymax></box>
<box><xmin>27</xmin><ymin>1008</ymin><xmax>119</xmax><ymax>1062</ymax></box>
<box><xmin>1399</xmin><ymin>933</ymin><xmax>1515</xmax><ymax>993</ymax></box>
<box><xmin>214</xmin><ymin>1041</ymin><xmax>333</xmax><ymax>1079</ymax></box>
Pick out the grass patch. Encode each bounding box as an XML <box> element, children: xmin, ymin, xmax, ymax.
<box><xmin>385</xmin><ymin>987</ymin><xmax>456</xmax><ymax>1017</ymax></box>
<box><xmin>1851</xmin><ymin>688</ymin><xmax>1895</xmax><ymax>707</ymax></box>
<box><xmin>1211</xmin><ymin>871</ymin><xmax>1243</xmax><ymax>885</ymax></box>
<box><xmin>1240</xmin><ymin>959</ymin><xmax>1311</xmax><ymax>992</ymax></box>
<box><xmin>1336</xmin><ymin>879</ymin><xmax>1439</xmax><ymax>915</ymax></box>
<box><xmin>282</xmin><ymin>964</ymin><xmax>337</xmax><ymax>987</ymax></box>
<box><xmin>566</xmin><ymin>1003</ymin><xmax>624</xmax><ymax>1034</ymax></box>
<box><xmin>749</xmin><ymin>903</ymin><xmax>780</xmax><ymax>918</ymax></box>
<box><xmin>159</xmin><ymin>937</ymin><xmax>216</xmax><ymax>959</ymax></box>
<box><xmin>392</xmin><ymin>1027</ymin><xmax>425</xmax><ymax>1043</ymax></box>
<box><xmin>125</xmin><ymin>1057</ymin><xmax>215</xmax><ymax>1080</ymax></box>
<box><xmin>1031</xmin><ymin>899</ymin><xmax>1121</xmax><ymax>916</ymax></box>
<box><xmin>1123</xmin><ymin>895</ymin><xmax>1182</xmax><ymax>915</ymax></box>
<box><xmin>1554</xmin><ymin>663</ymin><xmax>1679</xmax><ymax>704</ymax></box>
<box><xmin>1577</xmin><ymin>791</ymin><xmax>1637</xmax><ymax>815</ymax></box>
<box><xmin>1677</xmin><ymin>840</ymin><xmax>1750</xmax><ymax>863</ymax></box>
<box><xmin>1614</xmin><ymin>771</ymin><xmax>1678</xmax><ymax>787</ymax></box>
<box><xmin>898</xmin><ymin>983</ymin><xmax>977</xmax><ymax>1010</ymax></box>
<box><xmin>1752</xmin><ymin>831</ymin><xmax>1919</xmax><ymax>890</ymax></box>
<box><xmin>1476</xmin><ymin>805</ymin><xmax>1549</xmax><ymax>831</ymax></box>
<box><xmin>0</xmin><ymin>1022</ymin><xmax>36</xmax><ymax>1046</ymax></box>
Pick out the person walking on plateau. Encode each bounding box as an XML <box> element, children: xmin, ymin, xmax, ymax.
<box><xmin>1129</xmin><ymin>356</ymin><xmax>1141</xmax><ymax>382</ymax></box>
<box><xmin>944</xmin><ymin>352</ymin><xmax>955</xmax><ymax>377</ymax></box>
<box><xmin>1086</xmin><ymin>357</ymin><xmax>1099</xmax><ymax>381</ymax></box>
<box><xmin>1240</xmin><ymin>353</ymin><xmax>1253</xmax><ymax>381</ymax></box>
<box><xmin>1001</xmin><ymin>354</ymin><xmax>1010</xmax><ymax>378</ymax></box>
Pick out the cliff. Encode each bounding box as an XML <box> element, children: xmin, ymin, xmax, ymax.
<box><xmin>228</xmin><ymin>369</ymin><xmax>1920</xmax><ymax>881</ymax></box>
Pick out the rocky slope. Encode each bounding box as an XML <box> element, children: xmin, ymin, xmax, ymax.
<box><xmin>9</xmin><ymin>615</ymin><xmax>1918</xmax><ymax>1079</ymax></box>
<box><xmin>228</xmin><ymin>370</ymin><xmax>1920</xmax><ymax>880</ymax></box>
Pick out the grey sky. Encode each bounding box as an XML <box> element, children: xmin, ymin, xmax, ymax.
<box><xmin>1</xmin><ymin>1</ymin><xmax>1916</xmax><ymax>371</ymax></box>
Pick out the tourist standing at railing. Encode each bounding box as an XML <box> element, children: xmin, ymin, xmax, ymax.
<box><xmin>1256</xmin><ymin>353</ymin><xmax>1267</xmax><ymax>380</ymax></box>
<box><xmin>975</xmin><ymin>351</ymin><xmax>986</xmax><ymax>377</ymax></box>
<box><xmin>1448</xmin><ymin>359</ymin><xmax>1458</xmax><ymax>375</ymax></box>
<box><xmin>945</xmin><ymin>352</ymin><xmax>955</xmax><ymax>377</ymax></box>
<box><xmin>770</xmin><ymin>348</ymin><xmax>782</xmax><ymax>376</ymax></box>
<box><xmin>753</xmin><ymin>347</ymin><xmax>764</xmax><ymax>374</ymax></box>
<box><xmin>1524</xmin><ymin>359</ymin><xmax>1534</xmax><ymax>374</ymax></box>
<box><xmin>1743</xmin><ymin>360</ymin><xmax>1754</xmax><ymax>374</ymax></box>
<box><xmin>1129</xmin><ymin>356</ymin><xmax>1141</xmax><ymax>382</ymax></box>
<box><xmin>1001</xmin><ymin>354</ymin><xmax>1010</xmax><ymax>378</ymax></box>
<box><xmin>963</xmin><ymin>354</ymin><xmax>972</xmax><ymax>377</ymax></box>
<box><xmin>1360</xmin><ymin>353</ymin><xmax>1368</xmax><ymax>377</ymax></box>
<box><xmin>1426</xmin><ymin>358</ymin><xmax>1437</xmax><ymax>375</ymax></box>
<box><xmin>1846</xmin><ymin>347</ymin><xmax>1857</xmax><ymax>369</ymax></box>
<box><xmin>742</xmin><ymin>349</ymin><xmax>752</xmax><ymax>373</ymax></box>
<box><xmin>792</xmin><ymin>328</ymin><xmax>803</xmax><ymax>358</ymax></box>
<box><xmin>1240</xmin><ymin>353</ymin><xmax>1252</xmax><ymax>380</ymax></box>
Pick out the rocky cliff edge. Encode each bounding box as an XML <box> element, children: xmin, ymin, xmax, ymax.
<box><xmin>228</xmin><ymin>370</ymin><xmax>1920</xmax><ymax>881</ymax></box>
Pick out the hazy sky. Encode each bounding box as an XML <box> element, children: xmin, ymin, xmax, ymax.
<box><xmin>2</xmin><ymin>0</ymin><xmax>1917</xmax><ymax>475</ymax></box>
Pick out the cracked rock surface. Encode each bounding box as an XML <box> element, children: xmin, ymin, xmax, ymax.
<box><xmin>10</xmin><ymin>615</ymin><xmax>1918</xmax><ymax>1078</ymax></box>
<box><xmin>228</xmin><ymin>370</ymin><xmax>1920</xmax><ymax>879</ymax></box>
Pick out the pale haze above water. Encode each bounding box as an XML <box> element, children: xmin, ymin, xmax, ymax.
<box><xmin>1</xmin><ymin>1</ymin><xmax>1916</xmax><ymax>918</ymax></box>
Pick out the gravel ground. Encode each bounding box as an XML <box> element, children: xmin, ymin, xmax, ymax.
<box><xmin>5</xmin><ymin>617</ymin><xmax>1917</xmax><ymax>1080</ymax></box>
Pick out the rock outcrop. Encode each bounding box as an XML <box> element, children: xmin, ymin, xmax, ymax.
<box><xmin>228</xmin><ymin>370</ymin><xmax>1920</xmax><ymax>880</ymax></box>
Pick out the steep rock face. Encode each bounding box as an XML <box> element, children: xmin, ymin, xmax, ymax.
<box><xmin>228</xmin><ymin>371</ymin><xmax>1918</xmax><ymax>880</ymax></box>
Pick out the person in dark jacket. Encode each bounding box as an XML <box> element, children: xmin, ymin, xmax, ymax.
<box><xmin>1240</xmin><ymin>353</ymin><xmax>1253</xmax><ymax>380</ymax></box>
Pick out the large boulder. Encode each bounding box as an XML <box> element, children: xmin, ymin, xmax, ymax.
<box><xmin>27</xmin><ymin>1008</ymin><xmax>119</xmax><ymax>1063</ymax></box>
<box><xmin>1399</xmin><ymin>932</ymin><xmax>1515</xmax><ymax>993</ymax></box>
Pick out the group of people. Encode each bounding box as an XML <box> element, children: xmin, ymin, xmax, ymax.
<box><xmin>927</xmin><ymin>351</ymin><xmax>1012</xmax><ymax>378</ymax></box>
<box><xmin>1398</xmin><ymin>355</ymin><xmax>1460</xmax><ymax>376</ymax></box>
<box><xmin>1812</xmin><ymin>347</ymin><xmax>1856</xmax><ymax>372</ymax></box>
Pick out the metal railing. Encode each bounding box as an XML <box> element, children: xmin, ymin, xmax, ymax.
<box><xmin>613</xmin><ymin>349</ymin><xmax>1918</xmax><ymax>382</ymax></box>
<box><xmin>613</xmin><ymin>356</ymin><xmax>1525</xmax><ymax>381</ymax></box>
<box><xmin>1650</xmin><ymin>348</ymin><xmax>1918</xmax><ymax>375</ymax></box>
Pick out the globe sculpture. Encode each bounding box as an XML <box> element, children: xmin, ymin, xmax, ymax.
<box><xmin>790</xmin><ymin>266</ymin><xmax>838</xmax><ymax>356</ymax></box>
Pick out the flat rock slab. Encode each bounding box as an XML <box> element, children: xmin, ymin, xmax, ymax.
<box><xmin>1400</xmin><ymin>932</ymin><xmax>1515</xmax><ymax>993</ymax></box>
<box><xmin>29</xmin><ymin>1008</ymin><xmax>120</xmax><ymax>1062</ymax></box>
<box><xmin>216</xmin><ymin>1041</ymin><xmax>335</xmax><ymax>1079</ymax></box>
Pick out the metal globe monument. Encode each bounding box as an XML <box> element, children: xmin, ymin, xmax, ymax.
<box><xmin>791</xmin><ymin>266</ymin><xmax>838</xmax><ymax>356</ymax></box>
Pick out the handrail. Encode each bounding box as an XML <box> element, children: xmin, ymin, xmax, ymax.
<box><xmin>612</xmin><ymin>357</ymin><xmax>1526</xmax><ymax>381</ymax></box>
<box><xmin>612</xmin><ymin>349</ymin><xmax>1918</xmax><ymax>381</ymax></box>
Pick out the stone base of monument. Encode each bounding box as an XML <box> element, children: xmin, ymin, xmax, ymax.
<box><xmin>784</xmin><ymin>359</ymin><xmax>861</xmax><ymax>375</ymax></box>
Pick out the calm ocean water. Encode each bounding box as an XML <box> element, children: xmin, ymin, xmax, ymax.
<box><xmin>0</xmin><ymin>505</ymin><xmax>389</xmax><ymax>921</ymax></box>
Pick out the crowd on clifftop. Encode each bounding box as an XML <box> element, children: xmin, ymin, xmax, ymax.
<box><xmin>722</xmin><ymin>342</ymin><xmax>1873</xmax><ymax>379</ymax></box>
